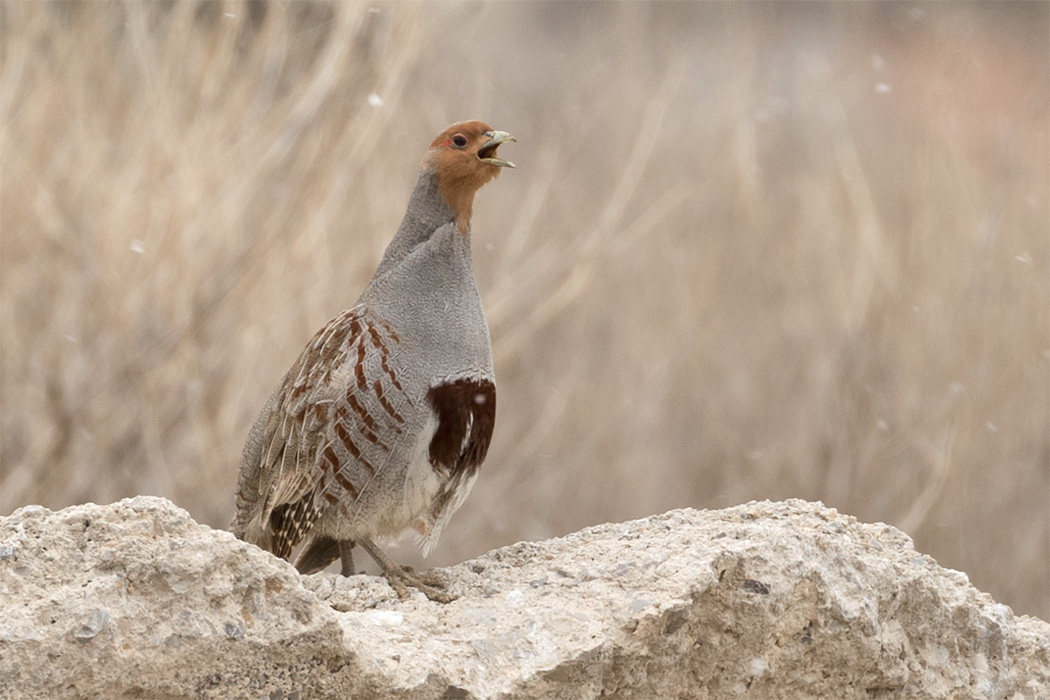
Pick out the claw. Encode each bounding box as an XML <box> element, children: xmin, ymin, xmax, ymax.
<box><xmin>355</xmin><ymin>536</ymin><xmax>457</xmax><ymax>603</ymax></box>
<box><xmin>386</xmin><ymin>566</ymin><xmax>455</xmax><ymax>603</ymax></box>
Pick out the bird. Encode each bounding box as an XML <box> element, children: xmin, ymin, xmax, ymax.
<box><xmin>231</xmin><ymin>121</ymin><xmax>515</xmax><ymax>602</ymax></box>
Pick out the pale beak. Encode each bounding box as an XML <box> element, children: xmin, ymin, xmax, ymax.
<box><xmin>478</xmin><ymin>130</ymin><xmax>516</xmax><ymax>168</ymax></box>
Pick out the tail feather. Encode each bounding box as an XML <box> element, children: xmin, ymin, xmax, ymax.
<box><xmin>268</xmin><ymin>492</ymin><xmax>322</xmax><ymax>560</ymax></box>
<box><xmin>293</xmin><ymin>535</ymin><xmax>343</xmax><ymax>574</ymax></box>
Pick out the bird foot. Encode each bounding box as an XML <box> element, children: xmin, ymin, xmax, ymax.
<box><xmin>384</xmin><ymin>565</ymin><xmax>456</xmax><ymax>603</ymax></box>
<box><xmin>355</xmin><ymin>536</ymin><xmax>456</xmax><ymax>603</ymax></box>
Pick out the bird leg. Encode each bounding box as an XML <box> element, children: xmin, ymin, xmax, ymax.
<box><xmin>338</xmin><ymin>539</ymin><xmax>356</xmax><ymax>577</ymax></box>
<box><xmin>355</xmin><ymin>536</ymin><xmax>455</xmax><ymax>603</ymax></box>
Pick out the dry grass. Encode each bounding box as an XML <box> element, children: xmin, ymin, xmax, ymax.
<box><xmin>2</xmin><ymin>2</ymin><xmax>1047</xmax><ymax>619</ymax></box>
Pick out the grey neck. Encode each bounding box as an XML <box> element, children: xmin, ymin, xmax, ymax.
<box><xmin>357</xmin><ymin>166</ymin><xmax>490</xmax><ymax>383</ymax></box>
<box><xmin>372</xmin><ymin>170</ymin><xmax>458</xmax><ymax>280</ymax></box>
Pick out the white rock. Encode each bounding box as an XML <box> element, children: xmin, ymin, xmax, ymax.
<box><xmin>0</xmin><ymin>496</ymin><xmax>1047</xmax><ymax>699</ymax></box>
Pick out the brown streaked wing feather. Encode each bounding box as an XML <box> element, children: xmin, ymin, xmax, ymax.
<box><xmin>255</xmin><ymin>306</ymin><xmax>411</xmax><ymax>559</ymax></box>
<box><xmin>254</xmin><ymin>307</ymin><xmax>364</xmax><ymax>557</ymax></box>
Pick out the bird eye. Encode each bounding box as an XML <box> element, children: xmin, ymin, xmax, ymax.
<box><xmin>451</xmin><ymin>134</ymin><xmax>468</xmax><ymax>148</ymax></box>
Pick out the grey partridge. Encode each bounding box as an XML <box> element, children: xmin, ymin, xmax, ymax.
<box><xmin>231</xmin><ymin>121</ymin><xmax>515</xmax><ymax>602</ymax></box>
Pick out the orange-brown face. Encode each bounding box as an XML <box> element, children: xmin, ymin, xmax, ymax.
<box><xmin>424</xmin><ymin>120</ymin><xmax>516</xmax><ymax>233</ymax></box>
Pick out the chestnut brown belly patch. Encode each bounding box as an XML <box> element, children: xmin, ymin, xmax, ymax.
<box><xmin>426</xmin><ymin>378</ymin><xmax>496</xmax><ymax>478</ymax></box>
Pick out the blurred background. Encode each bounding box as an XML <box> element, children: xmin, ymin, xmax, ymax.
<box><xmin>2</xmin><ymin>1</ymin><xmax>1047</xmax><ymax>619</ymax></box>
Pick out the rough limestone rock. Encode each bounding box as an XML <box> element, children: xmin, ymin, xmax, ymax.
<box><xmin>0</xmin><ymin>497</ymin><xmax>1047</xmax><ymax>699</ymax></box>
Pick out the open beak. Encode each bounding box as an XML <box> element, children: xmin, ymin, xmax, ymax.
<box><xmin>478</xmin><ymin>130</ymin><xmax>516</xmax><ymax>168</ymax></box>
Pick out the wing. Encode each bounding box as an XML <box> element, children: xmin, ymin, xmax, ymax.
<box><xmin>235</xmin><ymin>305</ymin><xmax>412</xmax><ymax>559</ymax></box>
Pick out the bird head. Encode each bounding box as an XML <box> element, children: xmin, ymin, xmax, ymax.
<box><xmin>423</xmin><ymin>121</ymin><xmax>516</xmax><ymax>233</ymax></box>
